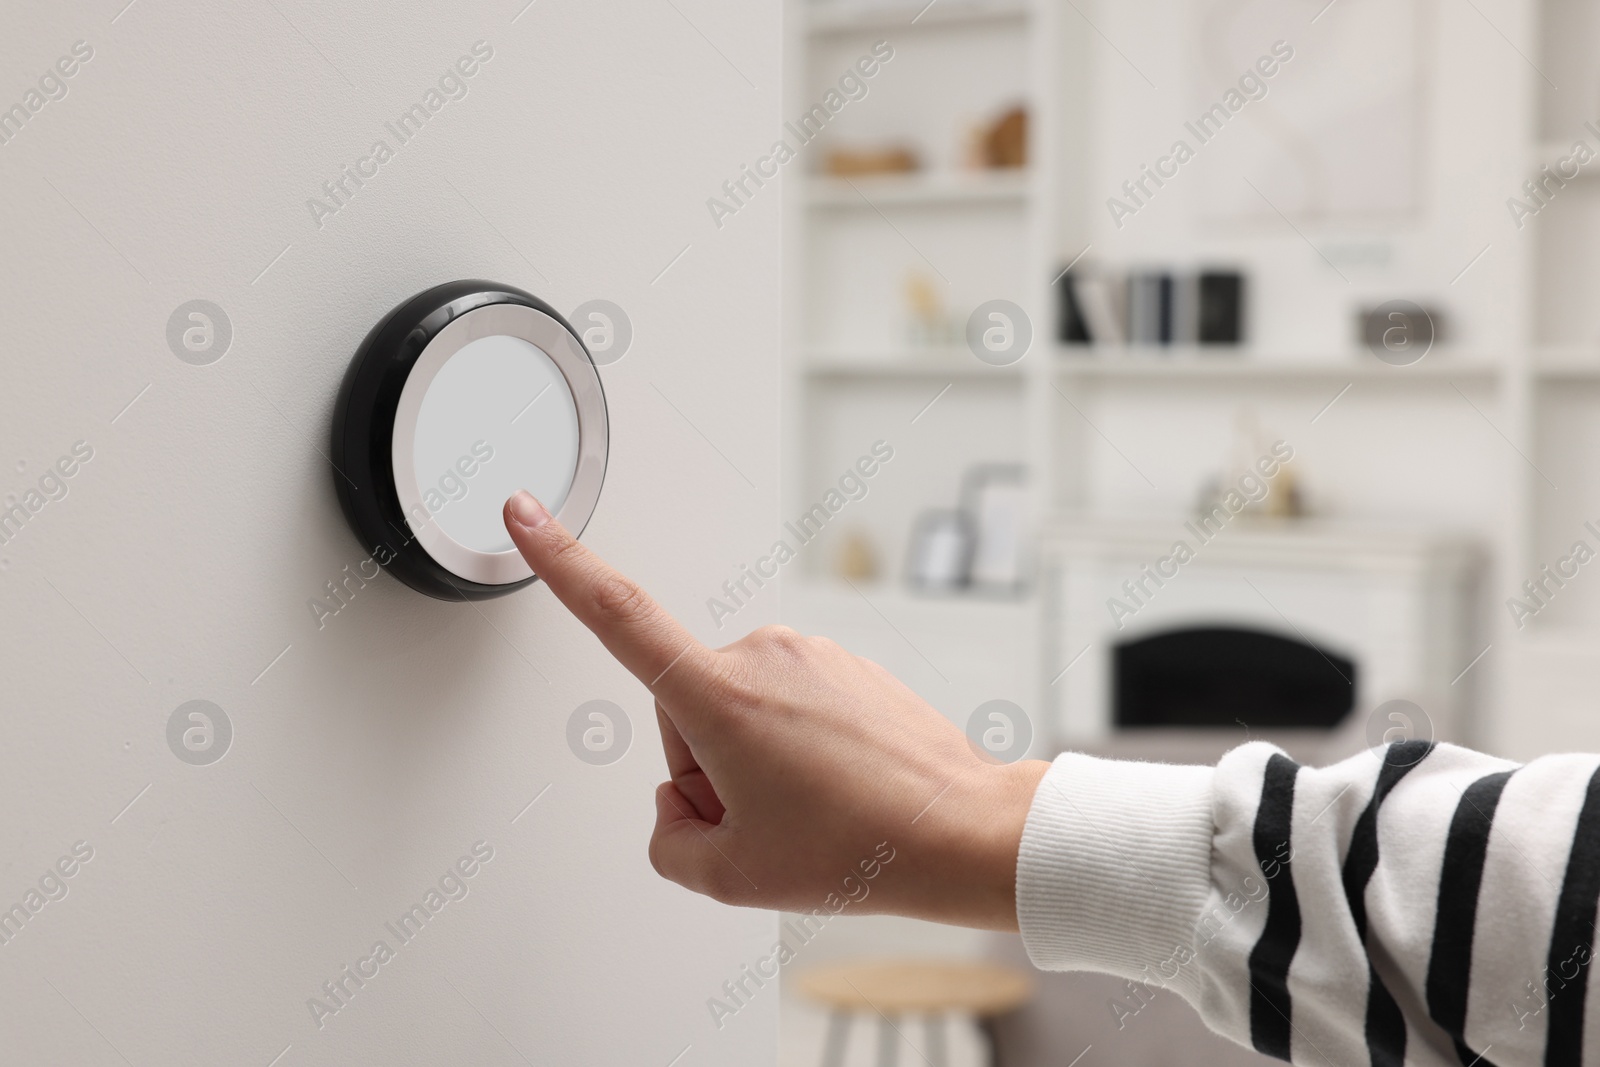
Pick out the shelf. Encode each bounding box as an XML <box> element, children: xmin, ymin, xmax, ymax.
<box><xmin>1518</xmin><ymin>623</ymin><xmax>1600</xmax><ymax>649</ymax></box>
<box><xmin>1040</xmin><ymin>514</ymin><xmax>1484</xmax><ymax>573</ymax></box>
<box><xmin>805</xmin><ymin>170</ymin><xmax>1030</xmax><ymax>208</ymax></box>
<box><xmin>803</xmin><ymin>351</ymin><xmax>1025</xmax><ymax>380</ymax></box>
<box><xmin>1534</xmin><ymin>140</ymin><xmax>1600</xmax><ymax>173</ymax></box>
<box><xmin>798</xmin><ymin>350</ymin><xmax>1512</xmax><ymax>385</ymax></box>
<box><xmin>1054</xmin><ymin>350</ymin><xmax>1505</xmax><ymax>383</ymax></box>
<box><xmin>1533</xmin><ymin>349</ymin><xmax>1600</xmax><ymax>379</ymax></box>
<box><xmin>802</xmin><ymin>350</ymin><xmax>1600</xmax><ymax>389</ymax></box>
<box><xmin>805</xmin><ymin>1</ymin><xmax>1030</xmax><ymax>35</ymax></box>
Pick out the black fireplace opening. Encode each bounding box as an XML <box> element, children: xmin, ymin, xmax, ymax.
<box><xmin>1113</xmin><ymin>625</ymin><xmax>1357</xmax><ymax>729</ymax></box>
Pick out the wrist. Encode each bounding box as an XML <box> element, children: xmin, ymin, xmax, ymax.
<box><xmin>920</xmin><ymin>757</ymin><xmax>1049</xmax><ymax>931</ymax></box>
<box><xmin>985</xmin><ymin>758</ymin><xmax>1052</xmax><ymax>930</ymax></box>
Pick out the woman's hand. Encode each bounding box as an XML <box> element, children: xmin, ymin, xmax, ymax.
<box><xmin>504</xmin><ymin>490</ymin><xmax>1048</xmax><ymax>930</ymax></box>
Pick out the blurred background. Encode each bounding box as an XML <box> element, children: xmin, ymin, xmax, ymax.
<box><xmin>771</xmin><ymin>0</ymin><xmax>1600</xmax><ymax>1062</ymax></box>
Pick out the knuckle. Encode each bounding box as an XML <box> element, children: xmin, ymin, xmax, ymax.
<box><xmin>591</xmin><ymin>572</ymin><xmax>650</xmax><ymax>626</ymax></box>
<box><xmin>648</xmin><ymin>826</ymin><xmax>749</xmax><ymax>905</ymax></box>
<box><xmin>754</xmin><ymin>624</ymin><xmax>806</xmax><ymax>654</ymax></box>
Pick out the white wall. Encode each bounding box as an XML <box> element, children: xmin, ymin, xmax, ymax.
<box><xmin>0</xmin><ymin>2</ymin><xmax>781</xmax><ymax>1063</ymax></box>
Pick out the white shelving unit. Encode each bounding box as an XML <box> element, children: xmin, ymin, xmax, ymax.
<box><xmin>1494</xmin><ymin>0</ymin><xmax>1600</xmax><ymax>757</ymax></box>
<box><xmin>782</xmin><ymin>0</ymin><xmax>1066</xmax><ymax>728</ymax></box>
<box><xmin>782</xmin><ymin>0</ymin><xmax>1600</xmax><ymax>759</ymax></box>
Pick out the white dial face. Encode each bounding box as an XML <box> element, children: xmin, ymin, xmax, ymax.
<box><xmin>390</xmin><ymin>301</ymin><xmax>607</xmax><ymax>587</ymax></box>
<box><xmin>411</xmin><ymin>333</ymin><xmax>580</xmax><ymax>555</ymax></box>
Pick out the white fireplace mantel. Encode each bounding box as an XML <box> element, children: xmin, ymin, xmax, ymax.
<box><xmin>1038</xmin><ymin>515</ymin><xmax>1487</xmax><ymax>747</ymax></box>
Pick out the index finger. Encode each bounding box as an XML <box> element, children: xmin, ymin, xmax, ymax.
<box><xmin>502</xmin><ymin>490</ymin><xmax>715</xmax><ymax>698</ymax></box>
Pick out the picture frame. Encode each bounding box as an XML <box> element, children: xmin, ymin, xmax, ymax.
<box><xmin>961</xmin><ymin>464</ymin><xmax>1028</xmax><ymax>593</ymax></box>
<box><xmin>905</xmin><ymin>509</ymin><xmax>974</xmax><ymax>593</ymax></box>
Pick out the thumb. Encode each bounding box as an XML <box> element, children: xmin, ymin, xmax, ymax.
<box><xmin>649</xmin><ymin>782</ymin><xmax>755</xmax><ymax>905</ymax></box>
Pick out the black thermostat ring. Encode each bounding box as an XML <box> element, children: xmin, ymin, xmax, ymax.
<box><xmin>331</xmin><ymin>280</ymin><xmax>608</xmax><ymax>601</ymax></box>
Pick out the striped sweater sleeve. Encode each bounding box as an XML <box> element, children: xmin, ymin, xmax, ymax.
<box><xmin>1015</xmin><ymin>741</ymin><xmax>1600</xmax><ymax>1066</ymax></box>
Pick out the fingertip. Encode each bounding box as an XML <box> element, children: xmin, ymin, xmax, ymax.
<box><xmin>505</xmin><ymin>490</ymin><xmax>550</xmax><ymax>531</ymax></box>
<box><xmin>504</xmin><ymin>489</ymin><xmax>569</xmax><ymax>576</ymax></box>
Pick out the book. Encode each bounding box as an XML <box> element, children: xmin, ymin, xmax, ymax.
<box><xmin>1198</xmin><ymin>271</ymin><xmax>1245</xmax><ymax>344</ymax></box>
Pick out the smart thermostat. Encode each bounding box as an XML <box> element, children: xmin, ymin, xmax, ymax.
<box><xmin>332</xmin><ymin>280</ymin><xmax>609</xmax><ymax>600</ymax></box>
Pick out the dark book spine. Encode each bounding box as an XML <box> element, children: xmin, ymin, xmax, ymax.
<box><xmin>1158</xmin><ymin>274</ymin><xmax>1174</xmax><ymax>345</ymax></box>
<box><xmin>1056</xmin><ymin>270</ymin><xmax>1091</xmax><ymax>343</ymax></box>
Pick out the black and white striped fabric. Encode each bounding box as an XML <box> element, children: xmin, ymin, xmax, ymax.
<box><xmin>1016</xmin><ymin>741</ymin><xmax>1600</xmax><ymax>1065</ymax></box>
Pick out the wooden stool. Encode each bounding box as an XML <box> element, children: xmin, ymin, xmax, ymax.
<box><xmin>796</xmin><ymin>959</ymin><xmax>1034</xmax><ymax>1067</ymax></box>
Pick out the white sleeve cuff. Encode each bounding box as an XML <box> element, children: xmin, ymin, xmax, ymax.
<box><xmin>1016</xmin><ymin>752</ymin><xmax>1216</xmax><ymax>993</ymax></box>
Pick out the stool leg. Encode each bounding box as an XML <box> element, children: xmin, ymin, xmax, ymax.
<box><xmin>977</xmin><ymin>1015</ymin><xmax>1002</xmax><ymax>1067</ymax></box>
<box><xmin>820</xmin><ymin>1010</ymin><xmax>851</xmax><ymax>1067</ymax></box>
<box><xmin>923</xmin><ymin>1014</ymin><xmax>949</xmax><ymax>1067</ymax></box>
<box><xmin>877</xmin><ymin>1015</ymin><xmax>899</xmax><ymax>1067</ymax></box>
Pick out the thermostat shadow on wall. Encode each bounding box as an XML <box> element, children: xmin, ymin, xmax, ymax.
<box><xmin>331</xmin><ymin>280</ymin><xmax>609</xmax><ymax>601</ymax></box>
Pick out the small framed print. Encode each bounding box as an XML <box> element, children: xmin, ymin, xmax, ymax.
<box><xmin>906</xmin><ymin>509</ymin><xmax>973</xmax><ymax>592</ymax></box>
<box><xmin>961</xmin><ymin>464</ymin><xmax>1028</xmax><ymax>593</ymax></box>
